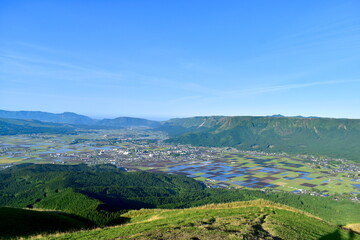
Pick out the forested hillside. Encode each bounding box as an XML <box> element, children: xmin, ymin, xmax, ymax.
<box><xmin>0</xmin><ymin>164</ymin><xmax>205</xmax><ymax>226</ymax></box>
<box><xmin>165</xmin><ymin>116</ymin><xmax>360</xmax><ymax>162</ymax></box>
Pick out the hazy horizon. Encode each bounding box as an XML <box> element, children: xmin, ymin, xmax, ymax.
<box><xmin>2</xmin><ymin>108</ymin><xmax>359</xmax><ymax>122</ymax></box>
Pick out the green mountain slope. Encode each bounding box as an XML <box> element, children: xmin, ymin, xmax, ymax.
<box><xmin>42</xmin><ymin>200</ymin><xmax>359</xmax><ymax>240</ymax></box>
<box><xmin>0</xmin><ymin>118</ymin><xmax>76</xmax><ymax>135</ymax></box>
<box><xmin>165</xmin><ymin>116</ymin><xmax>360</xmax><ymax>162</ymax></box>
<box><xmin>156</xmin><ymin>116</ymin><xmax>224</xmax><ymax>136</ymax></box>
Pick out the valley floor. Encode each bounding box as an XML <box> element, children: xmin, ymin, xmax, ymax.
<box><xmin>1</xmin><ymin>130</ymin><xmax>359</xmax><ymax>200</ymax></box>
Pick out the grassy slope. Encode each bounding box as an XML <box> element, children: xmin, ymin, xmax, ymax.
<box><xmin>40</xmin><ymin>200</ymin><xmax>359</xmax><ymax>240</ymax></box>
<box><xmin>190</xmin><ymin>189</ymin><xmax>360</xmax><ymax>226</ymax></box>
<box><xmin>165</xmin><ymin>116</ymin><xmax>360</xmax><ymax>162</ymax></box>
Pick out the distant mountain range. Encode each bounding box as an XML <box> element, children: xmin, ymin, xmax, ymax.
<box><xmin>269</xmin><ymin>114</ymin><xmax>321</xmax><ymax>118</ymax></box>
<box><xmin>0</xmin><ymin>118</ymin><xmax>76</xmax><ymax>135</ymax></box>
<box><xmin>0</xmin><ymin>110</ymin><xmax>96</xmax><ymax>125</ymax></box>
<box><xmin>0</xmin><ymin>110</ymin><xmax>159</xmax><ymax>128</ymax></box>
<box><xmin>97</xmin><ymin>117</ymin><xmax>160</xmax><ymax>128</ymax></box>
<box><xmin>0</xmin><ymin>110</ymin><xmax>324</xmax><ymax>127</ymax></box>
<box><xmin>1</xmin><ymin>110</ymin><xmax>360</xmax><ymax>162</ymax></box>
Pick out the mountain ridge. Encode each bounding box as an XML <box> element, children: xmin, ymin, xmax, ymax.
<box><xmin>164</xmin><ymin>116</ymin><xmax>360</xmax><ymax>162</ymax></box>
<box><xmin>0</xmin><ymin>110</ymin><xmax>96</xmax><ymax>125</ymax></box>
<box><xmin>0</xmin><ymin>110</ymin><xmax>160</xmax><ymax>128</ymax></box>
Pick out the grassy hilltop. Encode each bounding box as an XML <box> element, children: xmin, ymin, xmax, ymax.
<box><xmin>36</xmin><ymin>200</ymin><xmax>359</xmax><ymax>240</ymax></box>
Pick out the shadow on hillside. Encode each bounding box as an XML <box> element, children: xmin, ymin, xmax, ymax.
<box><xmin>0</xmin><ymin>207</ymin><xmax>94</xmax><ymax>240</ymax></box>
<box><xmin>81</xmin><ymin>191</ymin><xmax>155</xmax><ymax>211</ymax></box>
<box><xmin>107</xmin><ymin>216</ymin><xmax>131</xmax><ymax>226</ymax></box>
<box><xmin>319</xmin><ymin>229</ymin><xmax>357</xmax><ymax>240</ymax></box>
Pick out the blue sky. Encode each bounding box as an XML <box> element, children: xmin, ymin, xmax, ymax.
<box><xmin>1</xmin><ymin>0</ymin><xmax>360</xmax><ymax>120</ymax></box>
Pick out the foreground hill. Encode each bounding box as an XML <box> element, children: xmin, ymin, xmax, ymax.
<box><xmin>39</xmin><ymin>200</ymin><xmax>359</xmax><ymax>240</ymax></box>
<box><xmin>163</xmin><ymin>116</ymin><xmax>360</xmax><ymax>162</ymax></box>
<box><xmin>0</xmin><ymin>118</ymin><xmax>76</xmax><ymax>135</ymax></box>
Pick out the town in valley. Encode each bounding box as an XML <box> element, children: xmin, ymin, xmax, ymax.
<box><xmin>1</xmin><ymin>128</ymin><xmax>359</xmax><ymax>201</ymax></box>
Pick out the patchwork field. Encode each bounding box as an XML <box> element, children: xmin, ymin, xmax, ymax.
<box><xmin>1</xmin><ymin>130</ymin><xmax>359</xmax><ymax>198</ymax></box>
<box><xmin>145</xmin><ymin>153</ymin><xmax>360</xmax><ymax>196</ymax></box>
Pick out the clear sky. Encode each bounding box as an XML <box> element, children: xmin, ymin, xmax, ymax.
<box><xmin>1</xmin><ymin>0</ymin><xmax>360</xmax><ymax>120</ymax></box>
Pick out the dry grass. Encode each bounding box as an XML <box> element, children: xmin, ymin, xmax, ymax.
<box><xmin>0</xmin><ymin>157</ymin><xmax>24</xmax><ymax>164</ymax></box>
<box><xmin>344</xmin><ymin>223</ymin><xmax>360</xmax><ymax>233</ymax></box>
<box><xmin>191</xmin><ymin>199</ymin><xmax>323</xmax><ymax>221</ymax></box>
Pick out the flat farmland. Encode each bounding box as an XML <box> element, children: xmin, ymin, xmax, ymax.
<box><xmin>0</xmin><ymin>130</ymin><xmax>359</xmax><ymax>198</ymax></box>
<box><xmin>142</xmin><ymin>153</ymin><xmax>360</xmax><ymax>196</ymax></box>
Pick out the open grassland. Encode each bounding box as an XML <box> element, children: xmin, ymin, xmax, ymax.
<box><xmin>35</xmin><ymin>200</ymin><xmax>359</xmax><ymax>240</ymax></box>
